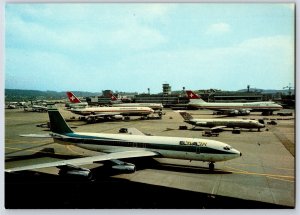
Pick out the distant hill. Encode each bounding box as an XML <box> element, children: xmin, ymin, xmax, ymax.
<box><xmin>5</xmin><ymin>89</ymin><xmax>100</xmax><ymax>101</ymax></box>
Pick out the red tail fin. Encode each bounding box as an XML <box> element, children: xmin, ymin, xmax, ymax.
<box><xmin>186</xmin><ymin>90</ymin><xmax>201</xmax><ymax>99</ymax></box>
<box><xmin>66</xmin><ymin>92</ymin><xmax>81</xmax><ymax>103</ymax></box>
<box><xmin>109</xmin><ymin>93</ymin><xmax>118</xmax><ymax>101</ymax></box>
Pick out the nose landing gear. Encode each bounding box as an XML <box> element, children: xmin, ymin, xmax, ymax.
<box><xmin>209</xmin><ymin>162</ymin><xmax>215</xmax><ymax>171</ymax></box>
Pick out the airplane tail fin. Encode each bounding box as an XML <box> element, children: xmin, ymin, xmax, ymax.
<box><xmin>186</xmin><ymin>90</ymin><xmax>206</xmax><ymax>103</ymax></box>
<box><xmin>47</xmin><ymin>104</ymin><xmax>74</xmax><ymax>134</ymax></box>
<box><xmin>109</xmin><ymin>92</ymin><xmax>118</xmax><ymax>101</ymax></box>
<box><xmin>66</xmin><ymin>92</ymin><xmax>82</xmax><ymax>103</ymax></box>
<box><xmin>178</xmin><ymin>111</ymin><xmax>193</xmax><ymax>120</ymax></box>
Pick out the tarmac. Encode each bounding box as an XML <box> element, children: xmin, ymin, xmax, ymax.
<box><xmin>4</xmin><ymin>105</ymin><xmax>295</xmax><ymax>209</ymax></box>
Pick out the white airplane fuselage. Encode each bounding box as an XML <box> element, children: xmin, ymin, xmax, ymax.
<box><xmin>189</xmin><ymin>100</ymin><xmax>282</xmax><ymax>112</ymax></box>
<box><xmin>186</xmin><ymin>119</ymin><xmax>265</xmax><ymax>129</ymax></box>
<box><xmin>54</xmin><ymin>132</ymin><xmax>241</xmax><ymax>163</ymax></box>
<box><xmin>112</xmin><ymin>103</ymin><xmax>163</xmax><ymax>110</ymax></box>
<box><xmin>70</xmin><ymin>106</ymin><xmax>154</xmax><ymax>116</ymax></box>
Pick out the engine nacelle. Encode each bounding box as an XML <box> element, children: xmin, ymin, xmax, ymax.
<box><xmin>239</xmin><ymin>109</ymin><xmax>250</xmax><ymax>115</ymax></box>
<box><xmin>111</xmin><ymin>163</ymin><xmax>136</xmax><ymax>173</ymax></box>
<box><xmin>112</xmin><ymin>115</ymin><xmax>123</xmax><ymax>120</ymax></box>
<box><xmin>58</xmin><ymin>166</ymin><xmax>93</xmax><ymax>179</ymax></box>
<box><xmin>229</xmin><ymin>110</ymin><xmax>239</xmax><ymax>115</ymax></box>
<box><xmin>196</xmin><ymin>122</ymin><xmax>207</xmax><ymax>126</ymax></box>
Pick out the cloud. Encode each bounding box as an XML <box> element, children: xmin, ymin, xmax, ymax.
<box><xmin>5</xmin><ymin>4</ymin><xmax>170</xmax><ymax>53</ymax></box>
<box><xmin>205</xmin><ymin>23</ymin><xmax>231</xmax><ymax>35</ymax></box>
<box><xmin>113</xmin><ymin>35</ymin><xmax>294</xmax><ymax>91</ymax></box>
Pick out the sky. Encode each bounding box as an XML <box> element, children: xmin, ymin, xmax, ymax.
<box><xmin>4</xmin><ymin>3</ymin><xmax>295</xmax><ymax>94</ymax></box>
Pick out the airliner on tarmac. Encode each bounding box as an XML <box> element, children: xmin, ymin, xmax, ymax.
<box><xmin>5</xmin><ymin>105</ymin><xmax>242</xmax><ymax>179</ymax></box>
<box><xmin>66</xmin><ymin>92</ymin><xmax>155</xmax><ymax>122</ymax></box>
<box><xmin>110</xmin><ymin>93</ymin><xmax>163</xmax><ymax>111</ymax></box>
<box><xmin>66</xmin><ymin>91</ymin><xmax>88</xmax><ymax>109</ymax></box>
<box><xmin>178</xmin><ymin>111</ymin><xmax>265</xmax><ymax>131</ymax></box>
<box><xmin>186</xmin><ymin>90</ymin><xmax>282</xmax><ymax>116</ymax></box>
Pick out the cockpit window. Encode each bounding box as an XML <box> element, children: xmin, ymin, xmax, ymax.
<box><xmin>223</xmin><ymin>146</ymin><xmax>230</xmax><ymax>150</ymax></box>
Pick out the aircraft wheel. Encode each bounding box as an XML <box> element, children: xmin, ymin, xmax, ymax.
<box><xmin>209</xmin><ymin>162</ymin><xmax>215</xmax><ymax>171</ymax></box>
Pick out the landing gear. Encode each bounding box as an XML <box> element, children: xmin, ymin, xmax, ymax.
<box><xmin>262</xmin><ymin>111</ymin><xmax>273</xmax><ymax>116</ymax></box>
<box><xmin>209</xmin><ymin>162</ymin><xmax>215</xmax><ymax>171</ymax></box>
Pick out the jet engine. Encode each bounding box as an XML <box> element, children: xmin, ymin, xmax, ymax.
<box><xmin>239</xmin><ymin>109</ymin><xmax>251</xmax><ymax>115</ymax></box>
<box><xmin>112</xmin><ymin>115</ymin><xmax>123</xmax><ymax>120</ymax></box>
<box><xmin>58</xmin><ymin>165</ymin><xmax>93</xmax><ymax>180</ymax></box>
<box><xmin>111</xmin><ymin>162</ymin><xmax>136</xmax><ymax>173</ymax></box>
<box><xmin>196</xmin><ymin>122</ymin><xmax>207</xmax><ymax>126</ymax></box>
<box><xmin>229</xmin><ymin>110</ymin><xmax>239</xmax><ymax>115</ymax></box>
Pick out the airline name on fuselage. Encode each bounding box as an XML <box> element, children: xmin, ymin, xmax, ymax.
<box><xmin>119</xmin><ymin>107</ymin><xmax>146</xmax><ymax>110</ymax></box>
<box><xmin>179</xmin><ymin>140</ymin><xmax>207</xmax><ymax>147</ymax></box>
<box><xmin>242</xmin><ymin>103</ymin><xmax>272</xmax><ymax>107</ymax></box>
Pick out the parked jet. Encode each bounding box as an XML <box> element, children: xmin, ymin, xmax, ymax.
<box><xmin>70</xmin><ymin>106</ymin><xmax>155</xmax><ymax>122</ymax></box>
<box><xmin>6</xmin><ymin>102</ymin><xmax>17</xmax><ymax>109</ymax></box>
<box><xmin>24</xmin><ymin>105</ymin><xmax>48</xmax><ymax>112</ymax></box>
<box><xmin>109</xmin><ymin>93</ymin><xmax>132</xmax><ymax>103</ymax></box>
<box><xmin>66</xmin><ymin>91</ymin><xmax>88</xmax><ymax>109</ymax></box>
<box><xmin>110</xmin><ymin>93</ymin><xmax>163</xmax><ymax>111</ymax></box>
<box><xmin>178</xmin><ymin>111</ymin><xmax>265</xmax><ymax>131</ymax></box>
<box><xmin>5</xmin><ymin>105</ymin><xmax>242</xmax><ymax>178</ymax></box>
<box><xmin>186</xmin><ymin>90</ymin><xmax>282</xmax><ymax>116</ymax></box>
<box><xmin>6</xmin><ymin>101</ymin><xmax>28</xmax><ymax>109</ymax></box>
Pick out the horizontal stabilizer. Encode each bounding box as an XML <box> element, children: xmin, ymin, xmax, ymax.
<box><xmin>19</xmin><ymin>134</ymin><xmax>53</xmax><ymax>138</ymax></box>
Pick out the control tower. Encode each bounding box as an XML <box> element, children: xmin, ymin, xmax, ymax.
<box><xmin>163</xmin><ymin>83</ymin><xmax>171</xmax><ymax>95</ymax></box>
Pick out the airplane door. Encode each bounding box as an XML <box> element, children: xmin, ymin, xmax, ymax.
<box><xmin>196</xmin><ymin>145</ymin><xmax>201</xmax><ymax>154</ymax></box>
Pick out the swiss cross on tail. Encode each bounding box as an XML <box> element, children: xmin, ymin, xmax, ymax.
<box><xmin>66</xmin><ymin>92</ymin><xmax>81</xmax><ymax>103</ymax></box>
<box><xmin>186</xmin><ymin>90</ymin><xmax>201</xmax><ymax>99</ymax></box>
<box><xmin>109</xmin><ymin>93</ymin><xmax>117</xmax><ymax>101</ymax></box>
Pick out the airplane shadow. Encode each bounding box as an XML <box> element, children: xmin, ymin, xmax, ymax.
<box><xmin>120</xmin><ymin>157</ymin><xmax>231</xmax><ymax>174</ymax></box>
<box><xmin>5</xmin><ymin>170</ymin><xmax>291</xmax><ymax>209</ymax></box>
<box><xmin>6</xmin><ymin>153</ymin><xmax>230</xmax><ymax>175</ymax></box>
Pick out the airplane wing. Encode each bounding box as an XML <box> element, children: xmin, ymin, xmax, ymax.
<box><xmin>5</xmin><ymin>150</ymin><xmax>159</xmax><ymax>173</ymax></box>
<box><xmin>211</xmin><ymin>126</ymin><xmax>227</xmax><ymax>130</ymax></box>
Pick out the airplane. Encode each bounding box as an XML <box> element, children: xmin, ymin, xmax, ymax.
<box><xmin>109</xmin><ymin>93</ymin><xmax>132</xmax><ymax>103</ymax></box>
<box><xmin>65</xmin><ymin>91</ymin><xmax>89</xmax><ymax>109</ymax></box>
<box><xmin>24</xmin><ymin>104</ymin><xmax>48</xmax><ymax>112</ymax></box>
<box><xmin>177</xmin><ymin>111</ymin><xmax>265</xmax><ymax>131</ymax></box>
<box><xmin>69</xmin><ymin>106</ymin><xmax>155</xmax><ymax>122</ymax></box>
<box><xmin>186</xmin><ymin>90</ymin><xmax>283</xmax><ymax>116</ymax></box>
<box><xmin>6</xmin><ymin>102</ymin><xmax>17</xmax><ymax>109</ymax></box>
<box><xmin>6</xmin><ymin>101</ymin><xmax>28</xmax><ymax>109</ymax></box>
<box><xmin>109</xmin><ymin>93</ymin><xmax>163</xmax><ymax>111</ymax></box>
<box><xmin>5</xmin><ymin>105</ymin><xmax>242</xmax><ymax>179</ymax></box>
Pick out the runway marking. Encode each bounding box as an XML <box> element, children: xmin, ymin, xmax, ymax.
<box><xmin>224</xmin><ymin>166</ymin><xmax>294</xmax><ymax>182</ymax></box>
<box><xmin>66</xmin><ymin>145</ymin><xmax>84</xmax><ymax>155</ymax></box>
<box><xmin>228</xmin><ymin>162</ymin><xmax>294</xmax><ymax>171</ymax></box>
<box><xmin>266</xmin><ymin>175</ymin><xmax>295</xmax><ymax>183</ymax></box>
